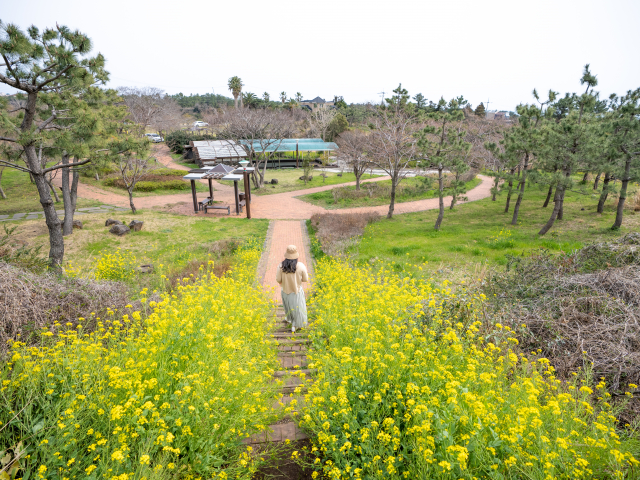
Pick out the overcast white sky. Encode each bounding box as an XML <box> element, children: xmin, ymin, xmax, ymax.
<box><xmin>2</xmin><ymin>0</ymin><xmax>639</xmax><ymax>111</ymax></box>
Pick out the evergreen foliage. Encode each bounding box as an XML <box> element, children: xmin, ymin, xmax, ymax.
<box><xmin>417</xmin><ymin>97</ymin><xmax>471</xmax><ymax>230</ymax></box>
<box><xmin>327</xmin><ymin>113</ymin><xmax>349</xmax><ymax>141</ymax></box>
<box><xmin>474</xmin><ymin>102</ymin><xmax>486</xmax><ymax>116</ymax></box>
<box><xmin>171</xmin><ymin>92</ymin><xmax>234</xmax><ymax>109</ymax></box>
<box><xmin>165</xmin><ymin>130</ymin><xmax>216</xmax><ymax>154</ymax></box>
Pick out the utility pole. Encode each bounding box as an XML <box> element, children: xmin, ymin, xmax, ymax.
<box><xmin>486</xmin><ymin>98</ymin><xmax>491</xmax><ymax>111</ymax></box>
<box><xmin>378</xmin><ymin>91</ymin><xmax>386</xmax><ymax>105</ymax></box>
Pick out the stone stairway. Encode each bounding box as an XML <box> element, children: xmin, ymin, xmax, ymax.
<box><xmin>243</xmin><ymin>307</ymin><xmax>314</xmax><ymax>444</ymax></box>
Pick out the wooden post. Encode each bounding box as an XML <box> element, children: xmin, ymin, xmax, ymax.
<box><xmin>208</xmin><ymin>178</ymin><xmax>214</xmax><ymax>200</ymax></box>
<box><xmin>233</xmin><ymin>180</ymin><xmax>240</xmax><ymax>215</ymax></box>
<box><xmin>190</xmin><ymin>180</ymin><xmax>198</xmax><ymax>213</ymax></box>
<box><xmin>243</xmin><ymin>172</ymin><xmax>252</xmax><ymax>219</ymax></box>
<box><xmin>296</xmin><ymin>143</ymin><xmax>299</xmax><ymax>168</ymax></box>
<box><xmin>245</xmin><ymin>172</ymin><xmax>252</xmax><ymax>204</ymax></box>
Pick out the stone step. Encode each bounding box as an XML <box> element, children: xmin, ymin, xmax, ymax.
<box><xmin>269</xmin><ymin>331</ymin><xmax>309</xmax><ymax>339</ymax></box>
<box><xmin>241</xmin><ymin>422</ymin><xmax>308</xmax><ymax>444</ymax></box>
<box><xmin>274</xmin><ymin>338</ymin><xmax>311</xmax><ymax>345</ymax></box>
<box><xmin>278</xmin><ymin>350</ymin><xmax>307</xmax><ymax>358</ymax></box>
<box><xmin>277</xmin><ymin>345</ymin><xmax>308</xmax><ymax>353</ymax></box>
<box><xmin>273</xmin><ymin>368</ymin><xmax>316</xmax><ymax>378</ymax></box>
<box><xmin>278</xmin><ymin>356</ymin><xmax>308</xmax><ymax>370</ymax></box>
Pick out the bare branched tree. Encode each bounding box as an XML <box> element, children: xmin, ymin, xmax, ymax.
<box><xmin>310</xmin><ymin>107</ymin><xmax>337</xmax><ymax>141</ymax></box>
<box><xmin>214</xmin><ymin>108</ymin><xmax>295</xmax><ymax>188</ymax></box>
<box><xmin>115</xmin><ymin>155</ymin><xmax>156</xmax><ymax>213</ymax></box>
<box><xmin>368</xmin><ymin>110</ymin><xmax>420</xmax><ymax>219</ymax></box>
<box><xmin>118</xmin><ymin>87</ymin><xmax>182</xmax><ymax>135</ymax></box>
<box><xmin>336</xmin><ymin>130</ymin><xmax>370</xmax><ymax>191</ymax></box>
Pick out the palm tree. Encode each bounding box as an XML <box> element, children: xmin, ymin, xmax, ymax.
<box><xmin>263</xmin><ymin>92</ymin><xmax>270</xmax><ymax>103</ymax></box>
<box><xmin>295</xmin><ymin>92</ymin><xmax>303</xmax><ymax>103</ymax></box>
<box><xmin>280</xmin><ymin>91</ymin><xmax>287</xmax><ymax>104</ymax></box>
<box><xmin>243</xmin><ymin>92</ymin><xmax>259</xmax><ymax>108</ymax></box>
<box><xmin>228</xmin><ymin>76</ymin><xmax>244</xmax><ymax>109</ymax></box>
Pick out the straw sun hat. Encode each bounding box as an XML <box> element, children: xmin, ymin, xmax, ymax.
<box><xmin>284</xmin><ymin>245</ymin><xmax>299</xmax><ymax>260</ymax></box>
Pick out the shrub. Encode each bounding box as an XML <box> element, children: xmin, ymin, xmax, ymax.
<box><xmin>153</xmin><ymin>168</ymin><xmax>187</xmax><ymax>177</ymax></box>
<box><xmin>299</xmin><ymin>258</ymin><xmax>639</xmax><ymax>479</ymax></box>
<box><xmin>134</xmin><ymin>179</ymin><xmax>189</xmax><ymax>191</ymax></box>
<box><xmin>1</xmin><ymin>247</ymin><xmax>280</xmax><ymax>478</ymax></box>
<box><xmin>165</xmin><ymin>130</ymin><xmax>216</xmax><ymax>154</ymax></box>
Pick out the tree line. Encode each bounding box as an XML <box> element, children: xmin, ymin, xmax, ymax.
<box><xmin>335</xmin><ymin>73</ymin><xmax>640</xmax><ymax>236</ymax></box>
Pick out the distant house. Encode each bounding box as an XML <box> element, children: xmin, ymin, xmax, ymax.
<box><xmin>299</xmin><ymin>96</ymin><xmax>335</xmax><ymax>112</ymax></box>
<box><xmin>485</xmin><ymin>111</ymin><xmax>509</xmax><ymax>121</ymax></box>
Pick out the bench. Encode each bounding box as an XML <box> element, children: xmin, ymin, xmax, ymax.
<box><xmin>204</xmin><ymin>204</ymin><xmax>230</xmax><ymax>215</ymax></box>
<box><xmin>198</xmin><ymin>197</ymin><xmax>212</xmax><ymax>211</ymax></box>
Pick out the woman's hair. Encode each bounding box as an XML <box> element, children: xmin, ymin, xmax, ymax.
<box><xmin>281</xmin><ymin>258</ymin><xmax>298</xmax><ymax>273</ymax></box>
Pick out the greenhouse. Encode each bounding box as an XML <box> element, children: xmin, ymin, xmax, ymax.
<box><xmin>238</xmin><ymin>138</ymin><xmax>338</xmax><ymax>167</ymax></box>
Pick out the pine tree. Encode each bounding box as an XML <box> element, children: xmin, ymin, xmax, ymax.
<box><xmin>537</xmin><ymin>65</ymin><xmax>598</xmax><ymax>236</ymax></box>
<box><xmin>474</xmin><ymin>102</ymin><xmax>486</xmax><ymax>117</ymax></box>
<box><xmin>413</xmin><ymin>93</ymin><xmax>427</xmax><ymax>110</ymax></box>
<box><xmin>417</xmin><ymin>97</ymin><xmax>470</xmax><ymax>230</ymax></box>
<box><xmin>0</xmin><ymin>21</ymin><xmax>108</xmax><ymax>270</ymax></box>
<box><xmin>385</xmin><ymin>83</ymin><xmax>410</xmax><ymax>110</ymax></box>
<box><xmin>607</xmin><ymin>89</ymin><xmax>640</xmax><ymax>229</ymax></box>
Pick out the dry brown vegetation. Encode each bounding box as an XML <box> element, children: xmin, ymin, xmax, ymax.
<box><xmin>0</xmin><ymin>262</ymin><xmax>130</xmax><ymax>356</ymax></box>
<box><xmin>310</xmin><ymin>212</ymin><xmax>380</xmax><ymax>257</ymax></box>
<box><xmin>485</xmin><ymin>234</ymin><xmax>640</xmax><ymax>421</ymax></box>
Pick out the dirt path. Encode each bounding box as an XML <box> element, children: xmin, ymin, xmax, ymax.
<box><xmin>59</xmin><ymin>145</ymin><xmax>493</xmax><ymax>219</ymax></box>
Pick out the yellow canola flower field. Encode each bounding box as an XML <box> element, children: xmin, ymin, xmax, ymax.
<box><xmin>1</xmin><ymin>247</ymin><xmax>279</xmax><ymax>479</ymax></box>
<box><xmin>300</xmin><ymin>258</ymin><xmax>639</xmax><ymax>480</ymax></box>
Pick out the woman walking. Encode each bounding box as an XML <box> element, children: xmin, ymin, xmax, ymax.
<box><xmin>276</xmin><ymin>245</ymin><xmax>308</xmax><ymax>333</ymax></box>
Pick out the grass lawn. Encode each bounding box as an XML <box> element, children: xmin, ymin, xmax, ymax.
<box><xmin>168</xmin><ymin>152</ymin><xmax>198</xmax><ymax>168</ymax></box>
<box><xmin>353</xmin><ymin>182</ymin><xmax>640</xmax><ymax>279</ymax></box>
<box><xmin>0</xmin><ymin>168</ymin><xmax>103</xmax><ymax>216</ymax></box>
<box><xmin>220</xmin><ymin>168</ymin><xmax>383</xmax><ymax>195</ymax></box>
<box><xmin>300</xmin><ymin>176</ymin><xmax>481</xmax><ymax>209</ymax></box>
<box><xmin>12</xmin><ymin>210</ymin><xmax>268</xmax><ymax>295</ymax></box>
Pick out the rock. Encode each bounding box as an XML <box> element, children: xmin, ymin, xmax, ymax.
<box><xmin>72</xmin><ymin>220</ymin><xmax>83</xmax><ymax>229</ymax></box>
<box><xmin>271</xmin><ymin>179</ymin><xmax>279</xmax><ymax>185</ymax></box>
<box><xmin>299</xmin><ymin>176</ymin><xmax>313</xmax><ymax>182</ymax></box>
<box><xmin>105</xmin><ymin>219</ymin><xmax>123</xmax><ymax>227</ymax></box>
<box><xmin>337</xmin><ymin>173</ymin><xmax>343</xmax><ymax>177</ymax></box>
<box><xmin>109</xmin><ymin>224</ymin><xmax>130</xmax><ymax>236</ymax></box>
<box><xmin>581</xmin><ymin>207</ymin><xmax>585</xmax><ymax>211</ymax></box>
<box><xmin>129</xmin><ymin>220</ymin><xmax>144</xmax><ymax>232</ymax></box>
<box><xmin>139</xmin><ymin>264</ymin><xmax>154</xmax><ymax>274</ymax></box>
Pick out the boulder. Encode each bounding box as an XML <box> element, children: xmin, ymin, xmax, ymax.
<box><xmin>72</xmin><ymin>220</ymin><xmax>83</xmax><ymax>230</ymax></box>
<box><xmin>271</xmin><ymin>179</ymin><xmax>279</xmax><ymax>185</ymax></box>
<box><xmin>337</xmin><ymin>173</ymin><xmax>343</xmax><ymax>177</ymax></box>
<box><xmin>299</xmin><ymin>176</ymin><xmax>313</xmax><ymax>182</ymax></box>
<box><xmin>105</xmin><ymin>219</ymin><xmax>123</xmax><ymax>227</ymax></box>
<box><xmin>129</xmin><ymin>220</ymin><xmax>144</xmax><ymax>232</ymax></box>
<box><xmin>109</xmin><ymin>224</ymin><xmax>130</xmax><ymax>236</ymax></box>
<box><xmin>139</xmin><ymin>264</ymin><xmax>154</xmax><ymax>274</ymax></box>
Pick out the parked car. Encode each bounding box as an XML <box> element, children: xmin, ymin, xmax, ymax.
<box><xmin>193</xmin><ymin>121</ymin><xmax>209</xmax><ymax>127</ymax></box>
<box><xmin>145</xmin><ymin>133</ymin><xmax>163</xmax><ymax>143</ymax></box>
